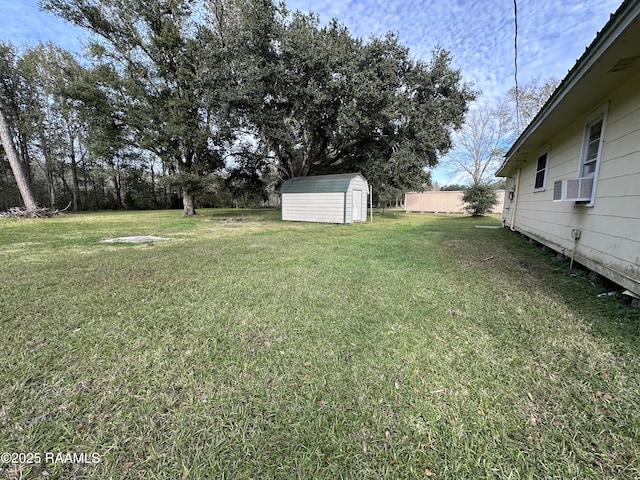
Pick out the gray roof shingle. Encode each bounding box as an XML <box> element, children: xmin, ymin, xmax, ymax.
<box><xmin>280</xmin><ymin>173</ymin><xmax>364</xmax><ymax>194</ymax></box>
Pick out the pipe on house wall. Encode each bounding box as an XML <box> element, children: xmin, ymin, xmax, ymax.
<box><xmin>509</xmin><ymin>168</ymin><xmax>522</xmax><ymax>231</ymax></box>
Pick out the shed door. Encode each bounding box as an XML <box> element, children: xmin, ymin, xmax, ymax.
<box><xmin>352</xmin><ymin>190</ymin><xmax>362</xmax><ymax>221</ymax></box>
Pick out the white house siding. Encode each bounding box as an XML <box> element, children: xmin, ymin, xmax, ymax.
<box><xmin>504</xmin><ymin>70</ymin><xmax>640</xmax><ymax>295</ymax></box>
<box><xmin>281</xmin><ymin>192</ymin><xmax>346</xmax><ymax>223</ymax></box>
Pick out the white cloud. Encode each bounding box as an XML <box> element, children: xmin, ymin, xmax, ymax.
<box><xmin>284</xmin><ymin>0</ymin><xmax>621</xmax><ymax>104</ymax></box>
<box><xmin>3</xmin><ymin>0</ymin><xmax>622</xmax><ymax>101</ymax></box>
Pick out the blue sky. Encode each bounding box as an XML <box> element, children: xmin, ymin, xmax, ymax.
<box><xmin>1</xmin><ymin>0</ymin><xmax>624</xmax><ymax>184</ymax></box>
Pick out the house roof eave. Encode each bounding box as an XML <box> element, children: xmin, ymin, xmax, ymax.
<box><xmin>497</xmin><ymin>0</ymin><xmax>640</xmax><ymax>178</ymax></box>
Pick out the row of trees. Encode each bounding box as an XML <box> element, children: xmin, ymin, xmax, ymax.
<box><xmin>1</xmin><ymin>41</ymin><xmax>158</xmax><ymax>213</ymax></box>
<box><xmin>1</xmin><ymin>0</ymin><xmax>477</xmax><ymax>214</ymax></box>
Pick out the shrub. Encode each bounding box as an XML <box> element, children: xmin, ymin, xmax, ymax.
<box><xmin>462</xmin><ymin>184</ymin><xmax>498</xmax><ymax>216</ymax></box>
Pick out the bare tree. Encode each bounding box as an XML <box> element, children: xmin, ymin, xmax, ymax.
<box><xmin>440</xmin><ymin>77</ymin><xmax>559</xmax><ymax>185</ymax></box>
<box><xmin>508</xmin><ymin>77</ymin><xmax>559</xmax><ymax>134</ymax></box>
<box><xmin>440</xmin><ymin>99</ymin><xmax>513</xmax><ymax>185</ymax></box>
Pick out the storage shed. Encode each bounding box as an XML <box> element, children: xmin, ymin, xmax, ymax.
<box><xmin>280</xmin><ymin>173</ymin><xmax>369</xmax><ymax>224</ymax></box>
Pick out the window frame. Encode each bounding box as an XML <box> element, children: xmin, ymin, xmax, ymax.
<box><xmin>533</xmin><ymin>146</ymin><xmax>550</xmax><ymax>192</ymax></box>
<box><xmin>577</xmin><ymin>104</ymin><xmax>608</xmax><ymax>205</ymax></box>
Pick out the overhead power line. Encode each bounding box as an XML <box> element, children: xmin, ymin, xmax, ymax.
<box><xmin>513</xmin><ymin>0</ymin><xmax>520</xmax><ymax>132</ymax></box>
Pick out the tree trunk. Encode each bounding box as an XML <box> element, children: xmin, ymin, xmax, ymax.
<box><xmin>0</xmin><ymin>100</ymin><xmax>38</xmax><ymax>211</ymax></box>
<box><xmin>18</xmin><ymin>130</ymin><xmax>32</xmax><ymax>184</ymax></box>
<box><xmin>183</xmin><ymin>190</ymin><xmax>196</xmax><ymax>215</ymax></box>
<box><xmin>69</xmin><ymin>136</ymin><xmax>81</xmax><ymax>211</ymax></box>
<box><xmin>113</xmin><ymin>173</ymin><xmax>123</xmax><ymax>210</ymax></box>
<box><xmin>38</xmin><ymin>128</ymin><xmax>56</xmax><ymax>208</ymax></box>
<box><xmin>150</xmin><ymin>163</ymin><xmax>158</xmax><ymax>209</ymax></box>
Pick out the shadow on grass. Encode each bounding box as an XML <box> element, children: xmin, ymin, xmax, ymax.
<box><xmin>401</xmin><ymin>213</ymin><xmax>639</xmax><ymax>355</ymax></box>
<box><xmin>541</xmin><ymin>255</ymin><xmax>640</xmax><ymax>355</ymax></box>
<box><xmin>462</xmin><ymin>223</ymin><xmax>640</xmax><ymax>355</ymax></box>
<box><xmin>202</xmin><ymin>208</ymin><xmax>281</xmax><ymax>223</ymax></box>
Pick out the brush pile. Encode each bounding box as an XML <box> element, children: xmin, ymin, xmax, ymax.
<box><xmin>1</xmin><ymin>202</ymin><xmax>71</xmax><ymax>218</ymax></box>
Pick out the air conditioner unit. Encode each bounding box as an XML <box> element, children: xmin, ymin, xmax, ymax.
<box><xmin>553</xmin><ymin>177</ymin><xmax>594</xmax><ymax>202</ymax></box>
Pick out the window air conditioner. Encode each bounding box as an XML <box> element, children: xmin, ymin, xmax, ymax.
<box><xmin>553</xmin><ymin>177</ymin><xmax>593</xmax><ymax>202</ymax></box>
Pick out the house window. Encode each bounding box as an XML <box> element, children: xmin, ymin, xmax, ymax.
<box><xmin>577</xmin><ymin>105</ymin><xmax>607</xmax><ymax>204</ymax></box>
<box><xmin>534</xmin><ymin>150</ymin><xmax>548</xmax><ymax>191</ymax></box>
<box><xmin>581</xmin><ymin>119</ymin><xmax>603</xmax><ymax>177</ymax></box>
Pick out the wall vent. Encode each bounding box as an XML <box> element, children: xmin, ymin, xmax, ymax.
<box><xmin>609</xmin><ymin>56</ymin><xmax>640</xmax><ymax>73</ymax></box>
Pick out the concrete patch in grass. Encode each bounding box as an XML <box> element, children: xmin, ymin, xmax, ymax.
<box><xmin>101</xmin><ymin>235</ymin><xmax>172</xmax><ymax>243</ymax></box>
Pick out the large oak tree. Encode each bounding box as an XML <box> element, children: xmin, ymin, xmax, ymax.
<box><xmin>231</xmin><ymin>2</ymin><xmax>475</xmax><ymax>192</ymax></box>
<box><xmin>40</xmin><ymin>0</ymin><xmax>475</xmax><ymax>206</ymax></box>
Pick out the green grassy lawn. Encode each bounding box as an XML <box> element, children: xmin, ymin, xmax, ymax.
<box><xmin>1</xmin><ymin>209</ymin><xmax>639</xmax><ymax>479</ymax></box>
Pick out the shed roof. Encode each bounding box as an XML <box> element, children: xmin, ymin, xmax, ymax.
<box><xmin>280</xmin><ymin>173</ymin><xmax>366</xmax><ymax>194</ymax></box>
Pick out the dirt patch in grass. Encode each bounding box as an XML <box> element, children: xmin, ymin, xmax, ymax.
<box><xmin>442</xmin><ymin>239</ymin><xmax>463</xmax><ymax>248</ymax></box>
